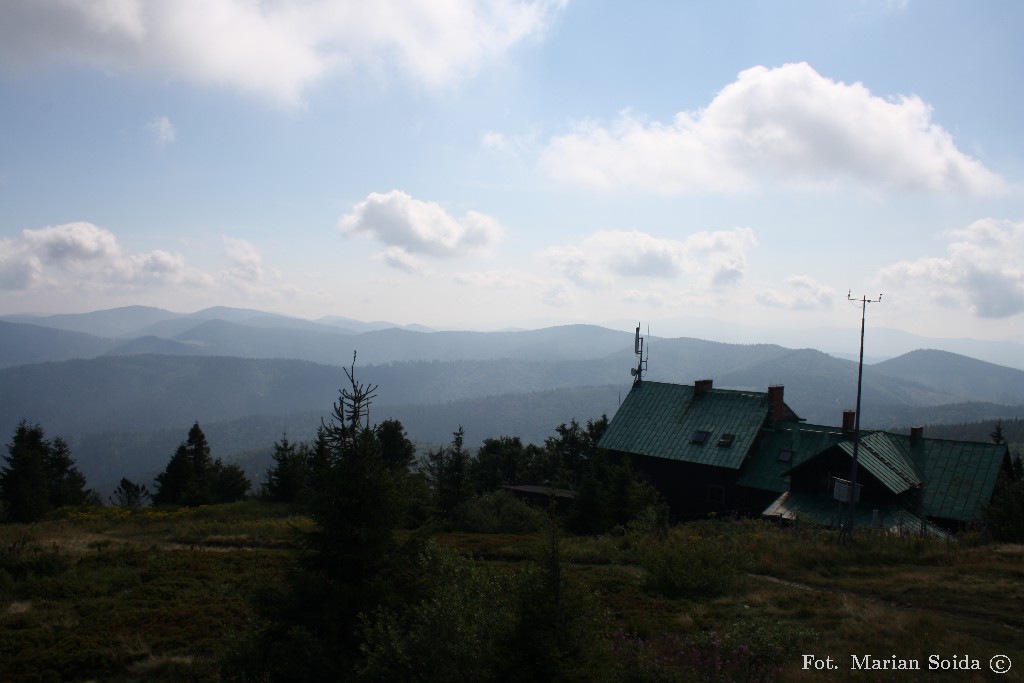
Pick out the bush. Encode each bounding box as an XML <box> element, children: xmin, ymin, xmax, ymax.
<box><xmin>358</xmin><ymin>541</ymin><xmax>523</xmax><ymax>682</ymax></box>
<box><xmin>451</xmin><ymin>491</ymin><xmax>547</xmax><ymax>534</ymax></box>
<box><xmin>639</xmin><ymin>523</ymin><xmax>753</xmax><ymax>598</ymax></box>
<box><xmin>612</xmin><ymin>616</ymin><xmax>816</xmax><ymax>683</ymax></box>
<box><xmin>0</xmin><ymin>546</ymin><xmax>71</xmax><ymax>584</ymax></box>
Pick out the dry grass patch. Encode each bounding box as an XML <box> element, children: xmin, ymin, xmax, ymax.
<box><xmin>6</xmin><ymin>600</ymin><xmax>31</xmax><ymax>614</ymax></box>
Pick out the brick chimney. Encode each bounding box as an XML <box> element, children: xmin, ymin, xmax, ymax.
<box><xmin>694</xmin><ymin>378</ymin><xmax>713</xmax><ymax>397</ymax></box>
<box><xmin>767</xmin><ymin>385</ymin><xmax>785</xmax><ymax>423</ymax></box>
<box><xmin>910</xmin><ymin>425</ymin><xmax>924</xmax><ymax>443</ymax></box>
<box><xmin>842</xmin><ymin>410</ymin><xmax>856</xmax><ymax>433</ymax></box>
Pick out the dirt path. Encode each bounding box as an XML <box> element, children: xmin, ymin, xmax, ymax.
<box><xmin>747</xmin><ymin>572</ymin><xmax>1023</xmax><ymax>634</ymax></box>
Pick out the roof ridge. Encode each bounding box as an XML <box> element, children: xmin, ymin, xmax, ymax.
<box><xmin>859</xmin><ymin>433</ymin><xmax>920</xmax><ymax>487</ymax></box>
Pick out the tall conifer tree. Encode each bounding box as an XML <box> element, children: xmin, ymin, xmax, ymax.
<box><xmin>1</xmin><ymin>421</ymin><xmax>90</xmax><ymax>522</ymax></box>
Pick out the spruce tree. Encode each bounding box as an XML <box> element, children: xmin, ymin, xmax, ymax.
<box><xmin>0</xmin><ymin>421</ymin><xmax>90</xmax><ymax>523</ymax></box>
<box><xmin>425</xmin><ymin>427</ymin><xmax>471</xmax><ymax>516</ymax></box>
<box><xmin>153</xmin><ymin>422</ymin><xmax>249</xmax><ymax>506</ymax></box>
<box><xmin>1</xmin><ymin>422</ymin><xmax>51</xmax><ymax>523</ymax></box>
<box><xmin>991</xmin><ymin>421</ymin><xmax>1007</xmax><ymax>445</ymax></box>
<box><xmin>375</xmin><ymin>418</ymin><xmax>416</xmax><ymax>472</ymax></box>
<box><xmin>227</xmin><ymin>356</ymin><xmax>415</xmax><ymax>681</ymax></box>
<box><xmin>46</xmin><ymin>437</ymin><xmax>89</xmax><ymax>509</ymax></box>
<box><xmin>262</xmin><ymin>435</ymin><xmax>311</xmax><ymax>503</ymax></box>
<box><xmin>152</xmin><ymin>443</ymin><xmax>194</xmax><ymax>506</ymax></box>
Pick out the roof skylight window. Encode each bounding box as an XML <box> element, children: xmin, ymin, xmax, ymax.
<box><xmin>691</xmin><ymin>430</ymin><xmax>711</xmax><ymax>445</ymax></box>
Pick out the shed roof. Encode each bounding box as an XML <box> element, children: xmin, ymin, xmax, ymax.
<box><xmin>597</xmin><ymin>381</ymin><xmax>773</xmax><ymax>470</ymax></box>
<box><xmin>762</xmin><ymin>491</ymin><xmax>953</xmax><ymax>540</ymax></box>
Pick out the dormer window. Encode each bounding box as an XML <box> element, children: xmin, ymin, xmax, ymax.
<box><xmin>691</xmin><ymin>430</ymin><xmax>711</xmax><ymax>445</ymax></box>
<box><xmin>717</xmin><ymin>433</ymin><xmax>735</xmax><ymax>448</ymax></box>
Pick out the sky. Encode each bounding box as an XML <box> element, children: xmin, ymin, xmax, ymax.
<box><xmin>1</xmin><ymin>0</ymin><xmax>1023</xmax><ymax>351</ymax></box>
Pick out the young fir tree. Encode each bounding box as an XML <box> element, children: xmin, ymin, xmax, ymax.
<box><xmin>226</xmin><ymin>356</ymin><xmax>420</xmax><ymax>681</ymax></box>
<box><xmin>110</xmin><ymin>477</ymin><xmax>151</xmax><ymax>510</ymax></box>
<box><xmin>991</xmin><ymin>421</ymin><xmax>1007</xmax><ymax>445</ymax></box>
<box><xmin>261</xmin><ymin>434</ymin><xmax>312</xmax><ymax>503</ymax></box>
<box><xmin>425</xmin><ymin>426</ymin><xmax>471</xmax><ymax>516</ymax></box>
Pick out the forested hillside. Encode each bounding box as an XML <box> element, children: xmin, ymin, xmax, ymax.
<box><xmin>3</xmin><ymin>309</ymin><xmax>1023</xmax><ymax>496</ymax></box>
<box><xmin>911</xmin><ymin>416</ymin><xmax>1024</xmax><ymax>447</ymax></box>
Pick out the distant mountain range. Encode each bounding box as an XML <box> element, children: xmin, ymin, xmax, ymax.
<box><xmin>601</xmin><ymin>314</ymin><xmax>1024</xmax><ymax>371</ymax></box>
<box><xmin>2</xmin><ymin>306</ymin><xmax>1022</xmax><ymax>496</ymax></box>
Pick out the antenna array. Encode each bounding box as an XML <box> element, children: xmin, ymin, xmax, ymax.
<box><xmin>630</xmin><ymin>323</ymin><xmax>648</xmax><ymax>384</ymax></box>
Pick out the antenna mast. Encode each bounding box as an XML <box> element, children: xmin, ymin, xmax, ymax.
<box><xmin>843</xmin><ymin>291</ymin><xmax>882</xmax><ymax>539</ymax></box>
<box><xmin>630</xmin><ymin>323</ymin><xmax>648</xmax><ymax>385</ymax></box>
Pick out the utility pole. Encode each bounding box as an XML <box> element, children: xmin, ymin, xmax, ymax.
<box><xmin>845</xmin><ymin>291</ymin><xmax>882</xmax><ymax>537</ymax></box>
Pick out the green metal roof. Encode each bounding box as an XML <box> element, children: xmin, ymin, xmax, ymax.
<box><xmin>911</xmin><ymin>438</ymin><xmax>1009</xmax><ymax>521</ymax></box>
<box><xmin>746</xmin><ymin>423</ymin><xmax>1009</xmax><ymax>523</ymax></box>
<box><xmin>597</xmin><ymin>381</ymin><xmax>771</xmax><ymax>470</ymax></box>
<box><xmin>837</xmin><ymin>431</ymin><xmax>922</xmax><ymax>495</ymax></box>
<box><xmin>763</xmin><ymin>491</ymin><xmax>953</xmax><ymax>541</ymax></box>
<box><xmin>737</xmin><ymin>421</ymin><xmax>845</xmax><ymax>493</ymax></box>
<box><xmin>601</xmin><ymin>380</ymin><xmax>1010</xmax><ymax>525</ymax></box>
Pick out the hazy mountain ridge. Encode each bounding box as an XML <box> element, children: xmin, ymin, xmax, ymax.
<box><xmin>8</xmin><ymin>305</ymin><xmax>1024</xmax><ymax>369</ymax></box>
<box><xmin>606</xmin><ymin>314</ymin><xmax>1024</xmax><ymax>371</ymax></box>
<box><xmin>0</xmin><ymin>321</ymin><xmax>120</xmax><ymax>367</ymax></box>
<box><xmin>3</xmin><ymin>306</ymin><xmax>1022</xmax><ymax>496</ymax></box>
<box><xmin>4</xmin><ymin>310</ymin><xmax>1023</xmax><ymax>434</ymax></box>
<box><xmin>1</xmin><ymin>306</ymin><xmax>181</xmax><ymax>338</ymax></box>
<box><xmin>3</xmin><ymin>344</ymin><xmax>1019</xmax><ymax>450</ymax></box>
<box><xmin>873</xmin><ymin>349</ymin><xmax>1024</xmax><ymax>405</ymax></box>
<box><xmin>1</xmin><ymin>311</ymin><xmax>632</xmax><ymax>367</ymax></box>
<box><xmin>0</xmin><ymin>306</ymin><xmax>428</xmax><ymax>340</ymax></box>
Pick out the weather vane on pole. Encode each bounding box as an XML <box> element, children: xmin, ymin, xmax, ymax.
<box><xmin>844</xmin><ymin>291</ymin><xmax>882</xmax><ymax>540</ymax></box>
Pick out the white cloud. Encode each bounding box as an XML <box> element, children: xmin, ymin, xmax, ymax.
<box><xmin>540</xmin><ymin>227</ymin><xmax>758</xmax><ymax>290</ymax></box>
<box><xmin>0</xmin><ymin>0</ymin><xmax>565</xmax><ymax>105</ymax></box>
<box><xmin>147</xmin><ymin>115</ymin><xmax>175</xmax><ymax>145</ymax></box>
<box><xmin>118</xmin><ymin>249</ymin><xmax>207</xmax><ymax>285</ymax></box>
<box><xmin>222</xmin><ymin>236</ymin><xmax>265</xmax><ymax>282</ymax></box>
<box><xmin>0</xmin><ymin>244</ymin><xmax>43</xmax><ymax>290</ymax></box>
<box><xmin>541</xmin><ymin>281</ymin><xmax>573</xmax><ymax>307</ymax></box>
<box><xmin>877</xmin><ymin>218</ymin><xmax>1024</xmax><ymax>318</ymax></box>
<box><xmin>0</xmin><ymin>221</ymin><xmax>211</xmax><ymax>291</ymax></box>
<box><xmin>339</xmin><ymin>190</ymin><xmax>504</xmax><ymax>269</ymax></box>
<box><xmin>541</xmin><ymin>62</ymin><xmax>1005</xmax><ymax>196</ymax></box>
<box><xmin>376</xmin><ymin>246</ymin><xmax>429</xmax><ymax>275</ymax></box>
<box><xmin>481</xmin><ymin>129</ymin><xmax>538</xmax><ymax>156</ymax></box>
<box><xmin>481</xmin><ymin>131</ymin><xmax>512</xmax><ymax>153</ymax></box>
<box><xmin>621</xmin><ymin>287</ymin><xmax>679</xmax><ymax>308</ymax></box>
<box><xmin>20</xmin><ymin>221</ymin><xmax>122</xmax><ymax>263</ymax></box>
<box><xmin>757</xmin><ymin>275</ymin><xmax>838</xmax><ymax>311</ymax></box>
<box><xmin>452</xmin><ymin>268</ymin><xmax>537</xmax><ymax>289</ymax></box>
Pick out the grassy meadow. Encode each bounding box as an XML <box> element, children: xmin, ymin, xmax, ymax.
<box><xmin>2</xmin><ymin>503</ymin><xmax>1022</xmax><ymax>682</ymax></box>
